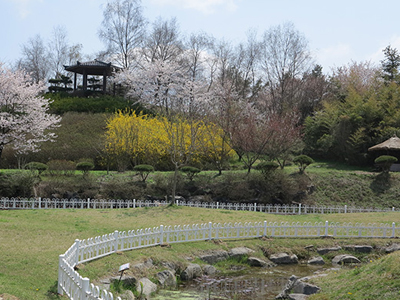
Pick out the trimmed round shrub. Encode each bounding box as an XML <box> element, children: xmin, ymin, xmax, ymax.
<box><xmin>24</xmin><ymin>162</ymin><xmax>48</xmax><ymax>174</ymax></box>
<box><xmin>293</xmin><ymin>155</ymin><xmax>314</xmax><ymax>174</ymax></box>
<box><xmin>76</xmin><ymin>161</ymin><xmax>94</xmax><ymax>176</ymax></box>
<box><xmin>374</xmin><ymin>155</ymin><xmax>398</xmax><ymax>173</ymax></box>
<box><xmin>180</xmin><ymin>166</ymin><xmax>201</xmax><ymax>181</ymax></box>
<box><xmin>133</xmin><ymin>164</ymin><xmax>154</xmax><ymax>182</ymax></box>
<box><xmin>255</xmin><ymin>161</ymin><xmax>279</xmax><ymax>175</ymax></box>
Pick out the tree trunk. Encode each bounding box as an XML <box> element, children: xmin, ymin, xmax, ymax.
<box><xmin>171</xmin><ymin>163</ymin><xmax>179</xmax><ymax>205</ymax></box>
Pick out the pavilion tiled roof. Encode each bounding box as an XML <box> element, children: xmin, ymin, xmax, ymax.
<box><xmin>64</xmin><ymin>59</ymin><xmax>121</xmax><ymax>76</ymax></box>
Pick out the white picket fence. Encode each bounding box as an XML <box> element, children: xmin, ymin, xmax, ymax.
<box><xmin>1</xmin><ymin>197</ymin><xmax>397</xmax><ymax>215</ymax></box>
<box><xmin>58</xmin><ymin>220</ymin><xmax>399</xmax><ymax>300</ymax></box>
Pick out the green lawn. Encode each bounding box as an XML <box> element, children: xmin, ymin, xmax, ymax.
<box><xmin>0</xmin><ymin>207</ymin><xmax>399</xmax><ymax>299</ymax></box>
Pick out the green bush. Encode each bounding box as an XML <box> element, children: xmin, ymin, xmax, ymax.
<box><xmin>254</xmin><ymin>161</ymin><xmax>279</xmax><ymax>176</ymax></box>
<box><xmin>24</xmin><ymin>162</ymin><xmax>48</xmax><ymax>174</ymax></box>
<box><xmin>47</xmin><ymin>159</ymin><xmax>76</xmax><ymax>176</ymax></box>
<box><xmin>180</xmin><ymin>166</ymin><xmax>201</xmax><ymax>181</ymax></box>
<box><xmin>374</xmin><ymin>155</ymin><xmax>398</xmax><ymax>173</ymax></box>
<box><xmin>293</xmin><ymin>155</ymin><xmax>314</xmax><ymax>174</ymax></box>
<box><xmin>76</xmin><ymin>161</ymin><xmax>94</xmax><ymax>177</ymax></box>
<box><xmin>133</xmin><ymin>164</ymin><xmax>154</xmax><ymax>182</ymax></box>
<box><xmin>0</xmin><ymin>172</ymin><xmax>37</xmax><ymax>197</ymax></box>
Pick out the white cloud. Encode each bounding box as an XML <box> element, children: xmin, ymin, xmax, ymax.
<box><xmin>150</xmin><ymin>0</ymin><xmax>238</xmax><ymax>14</ymax></box>
<box><xmin>7</xmin><ymin>0</ymin><xmax>43</xmax><ymax>18</ymax></box>
<box><xmin>315</xmin><ymin>43</ymin><xmax>353</xmax><ymax>70</ymax></box>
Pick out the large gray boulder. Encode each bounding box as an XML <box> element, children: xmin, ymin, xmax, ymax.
<box><xmin>270</xmin><ymin>253</ymin><xmax>298</xmax><ymax>264</ymax></box>
<box><xmin>202</xmin><ymin>264</ymin><xmax>217</xmax><ymax>275</ymax></box>
<box><xmin>343</xmin><ymin>245</ymin><xmax>373</xmax><ymax>253</ymax></box>
<box><xmin>316</xmin><ymin>246</ymin><xmax>342</xmax><ymax>255</ymax></box>
<box><xmin>292</xmin><ymin>280</ymin><xmax>321</xmax><ymax>295</ymax></box>
<box><xmin>229</xmin><ymin>247</ymin><xmax>254</xmax><ymax>258</ymax></box>
<box><xmin>248</xmin><ymin>256</ymin><xmax>276</xmax><ymax>267</ymax></box>
<box><xmin>136</xmin><ymin>277</ymin><xmax>157</xmax><ymax>296</ymax></box>
<box><xmin>332</xmin><ymin>254</ymin><xmax>361</xmax><ymax>265</ymax></box>
<box><xmin>276</xmin><ymin>275</ymin><xmax>320</xmax><ymax>299</ymax></box>
<box><xmin>199</xmin><ymin>250</ymin><xmax>229</xmax><ymax>264</ymax></box>
<box><xmin>157</xmin><ymin>270</ymin><xmax>176</xmax><ymax>288</ymax></box>
<box><xmin>180</xmin><ymin>263</ymin><xmax>203</xmax><ymax>281</ymax></box>
<box><xmin>385</xmin><ymin>243</ymin><xmax>400</xmax><ymax>253</ymax></box>
<box><xmin>307</xmin><ymin>256</ymin><xmax>325</xmax><ymax>265</ymax></box>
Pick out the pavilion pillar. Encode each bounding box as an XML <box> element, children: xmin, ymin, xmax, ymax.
<box><xmin>83</xmin><ymin>69</ymin><xmax>87</xmax><ymax>91</ymax></box>
<box><xmin>102</xmin><ymin>70</ymin><xmax>107</xmax><ymax>94</ymax></box>
<box><xmin>73</xmin><ymin>72</ymin><xmax>77</xmax><ymax>91</ymax></box>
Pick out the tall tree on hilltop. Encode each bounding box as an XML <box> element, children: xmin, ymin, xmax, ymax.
<box><xmin>381</xmin><ymin>45</ymin><xmax>400</xmax><ymax>84</ymax></box>
<box><xmin>18</xmin><ymin>34</ymin><xmax>50</xmax><ymax>83</ymax></box>
<box><xmin>261</xmin><ymin>22</ymin><xmax>313</xmax><ymax>113</ymax></box>
<box><xmin>98</xmin><ymin>0</ymin><xmax>147</xmax><ymax>69</ymax></box>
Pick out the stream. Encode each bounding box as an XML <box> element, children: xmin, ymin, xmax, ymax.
<box><xmin>152</xmin><ymin>264</ymin><xmax>328</xmax><ymax>300</ymax></box>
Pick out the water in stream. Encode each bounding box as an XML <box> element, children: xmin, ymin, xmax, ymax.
<box><xmin>152</xmin><ymin>264</ymin><xmax>327</xmax><ymax>300</ymax></box>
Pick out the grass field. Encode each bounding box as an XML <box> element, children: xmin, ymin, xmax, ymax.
<box><xmin>0</xmin><ymin>206</ymin><xmax>399</xmax><ymax>299</ymax></box>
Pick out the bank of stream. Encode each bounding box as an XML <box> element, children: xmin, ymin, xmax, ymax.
<box><xmin>152</xmin><ymin>263</ymin><xmax>328</xmax><ymax>300</ymax></box>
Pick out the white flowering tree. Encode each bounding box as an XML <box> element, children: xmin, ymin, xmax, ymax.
<box><xmin>116</xmin><ymin>59</ymin><xmax>209</xmax><ymax>202</ymax></box>
<box><xmin>0</xmin><ymin>63</ymin><xmax>61</xmax><ymax>162</ymax></box>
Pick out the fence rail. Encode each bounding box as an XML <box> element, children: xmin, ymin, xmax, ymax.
<box><xmin>58</xmin><ymin>220</ymin><xmax>399</xmax><ymax>300</ymax></box>
<box><xmin>1</xmin><ymin>197</ymin><xmax>397</xmax><ymax>215</ymax></box>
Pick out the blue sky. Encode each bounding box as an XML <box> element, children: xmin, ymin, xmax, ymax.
<box><xmin>2</xmin><ymin>0</ymin><xmax>400</xmax><ymax>72</ymax></box>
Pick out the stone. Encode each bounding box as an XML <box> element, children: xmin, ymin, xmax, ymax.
<box><xmin>136</xmin><ymin>277</ymin><xmax>157</xmax><ymax>296</ymax></box>
<box><xmin>385</xmin><ymin>243</ymin><xmax>400</xmax><ymax>253</ymax></box>
<box><xmin>229</xmin><ymin>247</ymin><xmax>254</xmax><ymax>258</ymax></box>
<box><xmin>157</xmin><ymin>270</ymin><xmax>177</xmax><ymax>288</ymax></box>
<box><xmin>270</xmin><ymin>253</ymin><xmax>298</xmax><ymax>264</ymax></box>
<box><xmin>133</xmin><ymin>258</ymin><xmax>153</xmax><ymax>272</ymax></box>
<box><xmin>288</xmin><ymin>294</ymin><xmax>310</xmax><ymax>300</ymax></box>
<box><xmin>316</xmin><ymin>246</ymin><xmax>342</xmax><ymax>255</ymax></box>
<box><xmin>292</xmin><ymin>281</ymin><xmax>321</xmax><ymax>295</ymax></box>
<box><xmin>276</xmin><ymin>275</ymin><xmax>320</xmax><ymax>299</ymax></box>
<box><xmin>248</xmin><ymin>256</ymin><xmax>276</xmax><ymax>267</ymax></box>
<box><xmin>307</xmin><ymin>256</ymin><xmax>325</xmax><ymax>265</ymax></box>
<box><xmin>180</xmin><ymin>263</ymin><xmax>203</xmax><ymax>281</ymax></box>
<box><xmin>120</xmin><ymin>290</ymin><xmax>135</xmax><ymax>300</ymax></box>
<box><xmin>202</xmin><ymin>264</ymin><xmax>217</xmax><ymax>275</ymax></box>
<box><xmin>343</xmin><ymin>245</ymin><xmax>373</xmax><ymax>253</ymax></box>
<box><xmin>276</xmin><ymin>275</ymin><xmax>298</xmax><ymax>299</ymax></box>
<box><xmin>332</xmin><ymin>254</ymin><xmax>361</xmax><ymax>265</ymax></box>
<box><xmin>199</xmin><ymin>250</ymin><xmax>229</xmax><ymax>264</ymax></box>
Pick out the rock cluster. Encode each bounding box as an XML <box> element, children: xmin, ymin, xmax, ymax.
<box><xmin>96</xmin><ymin>242</ymin><xmax>400</xmax><ymax>299</ymax></box>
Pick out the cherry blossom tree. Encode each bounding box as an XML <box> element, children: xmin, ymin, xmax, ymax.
<box><xmin>0</xmin><ymin>63</ymin><xmax>61</xmax><ymax>161</ymax></box>
<box><xmin>116</xmin><ymin>59</ymin><xmax>209</xmax><ymax>202</ymax></box>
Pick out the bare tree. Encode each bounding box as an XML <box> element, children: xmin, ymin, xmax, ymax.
<box><xmin>19</xmin><ymin>34</ymin><xmax>50</xmax><ymax>83</ymax></box>
<box><xmin>142</xmin><ymin>17</ymin><xmax>183</xmax><ymax>64</ymax></box>
<box><xmin>184</xmin><ymin>31</ymin><xmax>213</xmax><ymax>81</ymax></box>
<box><xmin>98</xmin><ymin>0</ymin><xmax>147</xmax><ymax>69</ymax></box>
<box><xmin>261</xmin><ymin>22</ymin><xmax>313</xmax><ymax>113</ymax></box>
<box><xmin>48</xmin><ymin>25</ymin><xmax>69</xmax><ymax>77</ymax></box>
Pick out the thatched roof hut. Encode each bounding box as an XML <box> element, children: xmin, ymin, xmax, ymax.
<box><xmin>368</xmin><ymin>136</ymin><xmax>400</xmax><ymax>152</ymax></box>
<box><xmin>368</xmin><ymin>136</ymin><xmax>400</xmax><ymax>171</ymax></box>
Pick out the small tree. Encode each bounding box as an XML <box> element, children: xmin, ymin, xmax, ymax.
<box><xmin>76</xmin><ymin>161</ymin><xmax>94</xmax><ymax>178</ymax></box>
<box><xmin>133</xmin><ymin>164</ymin><xmax>154</xmax><ymax>182</ymax></box>
<box><xmin>254</xmin><ymin>161</ymin><xmax>279</xmax><ymax>177</ymax></box>
<box><xmin>180</xmin><ymin>166</ymin><xmax>201</xmax><ymax>181</ymax></box>
<box><xmin>293</xmin><ymin>155</ymin><xmax>314</xmax><ymax>174</ymax></box>
<box><xmin>24</xmin><ymin>162</ymin><xmax>48</xmax><ymax>175</ymax></box>
<box><xmin>374</xmin><ymin>155</ymin><xmax>398</xmax><ymax>173</ymax></box>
